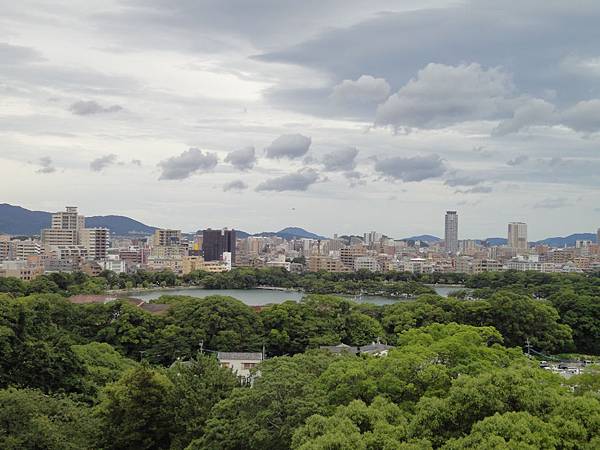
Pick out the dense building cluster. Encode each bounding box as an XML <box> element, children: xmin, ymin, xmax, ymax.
<box><xmin>1</xmin><ymin>207</ymin><xmax>599</xmax><ymax>281</ymax></box>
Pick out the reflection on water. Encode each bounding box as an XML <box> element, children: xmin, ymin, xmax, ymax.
<box><xmin>130</xmin><ymin>285</ymin><xmax>462</xmax><ymax>306</ymax></box>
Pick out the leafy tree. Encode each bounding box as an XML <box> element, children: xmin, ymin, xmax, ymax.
<box><xmin>167</xmin><ymin>356</ymin><xmax>239</xmax><ymax>449</ymax></box>
<box><xmin>0</xmin><ymin>387</ymin><xmax>97</xmax><ymax>449</ymax></box>
<box><xmin>155</xmin><ymin>295</ymin><xmax>263</xmax><ymax>361</ymax></box>
<box><xmin>442</xmin><ymin>411</ymin><xmax>560</xmax><ymax>449</ymax></box>
<box><xmin>261</xmin><ymin>295</ymin><xmax>385</xmax><ymax>356</ymax></box>
<box><xmin>0</xmin><ymin>295</ymin><xmax>86</xmax><ymax>392</ymax></box>
<box><xmin>408</xmin><ymin>367</ymin><xmax>565</xmax><ymax>446</ymax></box>
<box><xmin>484</xmin><ymin>291</ymin><xmax>573</xmax><ymax>352</ymax></box>
<box><xmin>95</xmin><ymin>365</ymin><xmax>175</xmax><ymax>450</ymax></box>
<box><xmin>549</xmin><ymin>290</ymin><xmax>600</xmax><ymax>354</ymax></box>
<box><xmin>198</xmin><ymin>352</ymin><xmax>334</xmax><ymax>450</ymax></box>
<box><xmin>72</xmin><ymin>342</ymin><xmax>138</xmax><ymax>400</ymax></box>
<box><xmin>292</xmin><ymin>397</ymin><xmax>430</xmax><ymax>450</ymax></box>
<box><xmin>92</xmin><ymin>300</ymin><xmax>161</xmax><ymax>358</ymax></box>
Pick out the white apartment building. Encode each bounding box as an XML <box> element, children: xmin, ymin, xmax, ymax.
<box><xmin>48</xmin><ymin>245</ymin><xmax>89</xmax><ymax>260</ymax></box>
<box><xmin>354</xmin><ymin>256</ymin><xmax>380</xmax><ymax>272</ymax></box>
<box><xmin>7</xmin><ymin>239</ymin><xmax>42</xmax><ymax>260</ymax></box>
<box><xmin>396</xmin><ymin>258</ymin><xmax>434</xmax><ymax>274</ymax></box>
<box><xmin>41</xmin><ymin>228</ymin><xmax>79</xmax><ymax>247</ymax></box>
<box><xmin>98</xmin><ymin>256</ymin><xmax>127</xmax><ymax>273</ymax></box>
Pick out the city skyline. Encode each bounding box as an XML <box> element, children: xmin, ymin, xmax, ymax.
<box><xmin>1</xmin><ymin>1</ymin><xmax>600</xmax><ymax>238</ymax></box>
<box><xmin>2</xmin><ymin>203</ymin><xmax>599</xmax><ymax>282</ymax></box>
<box><xmin>1</xmin><ymin>201</ymin><xmax>599</xmax><ymax>242</ymax></box>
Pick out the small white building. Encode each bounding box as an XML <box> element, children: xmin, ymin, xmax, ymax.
<box><xmin>98</xmin><ymin>256</ymin><xmax>127</xmax><ymax>274</ymax></box>
<box><xmin>217</xmin><ymin>352</ymin><xmax>263</xmax><ymax>382</ymax></box>
<box><xmin>354</xmin><ymin>256</ymin><xmax>380</xmax><ymax>272</ymax></box>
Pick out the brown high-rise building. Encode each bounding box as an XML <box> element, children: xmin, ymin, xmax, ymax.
<box><xmin>202</xmin><ymin>228</ymin><xmax>236</xmax><ymax>262</ymax></box>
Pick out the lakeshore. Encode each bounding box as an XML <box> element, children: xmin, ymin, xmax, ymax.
<box><xmin>112</xmin><ymin>284</ymin><xmax>465</xmax><ymax>306</ymax></box>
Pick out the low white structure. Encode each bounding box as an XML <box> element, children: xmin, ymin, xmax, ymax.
<box><xmin>217</xmin><ymin>352</ymin><xmax>263</xmax><ymax>381</ymax></box>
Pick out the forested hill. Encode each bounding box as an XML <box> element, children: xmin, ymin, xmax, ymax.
<box><xmin>0</xmin><ymin>269</ymin><xmax>600</xmax><ymax>448</ymax></box>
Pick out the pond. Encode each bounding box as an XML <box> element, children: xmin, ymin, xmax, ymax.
<box><xmin>129</xmin><ymin>284</ymin><xmax>463</xmax><ymax>306</ymax></box>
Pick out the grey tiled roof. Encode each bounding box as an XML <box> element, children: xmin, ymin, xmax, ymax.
<box><xmin>217</xmin><ymin>352</ymin><xmax>263</xmax><ymax>360</ymax></box>
<box><xmin>359</xmin><ymin>343</ymin><xmax>395</xmax><ymax>353</ymax></box>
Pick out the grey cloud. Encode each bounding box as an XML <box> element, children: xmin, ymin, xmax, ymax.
<box><xmin>499</xmin><ymin>157</ymin><xmax>600</xmax><ymax>189</ymax></box>
<box><xmin>0</xmin><ymin>42</ymin><xmax>44</xmax><ymax>65</ymax></box>
<box><xmin>158</xmin><ymin>148</ymin><xmax>218</xmax><ymax>180</ymax></box>
<box><xmin>561</xmin><ymin>99</ymin><xmax>600</xmax><ymax>133</ymax></box>
<box><xmin>507</xmin><ymin>155</ymin><xmax>529</xmax><ymax>166</ymax></box>
<box><xmin>303</xmin><ymin>155</ymin><xmax>317</xmax><ymax>165</ymax></box>
<box><xmin>472</xmin><ymin>146</ymin><xmax>493</xmax><ymax>158</ymax></box>
<box><xmin>493</xmin><ymin>97</ymin><xmax>600</xmax><ymax>134</ymax></box>
<box><xmin>331</xmin><ymin>75</ymin><xmax>390</xmax><ymax>103</ymax></box>
<box><xmin>69</xmin><ymin>100</ymin><xmax>123</xmax><ymax>115</ymax></box>
<box><xmin>455</xmin><ymin>186</ymin><xmax>493</xmax><ymax>194</ymax></box>
<box><xmin>256</xmin><ymin>169</ymin><xmax>319</xmax><ymax>191</ymax></box>
<box><xmin>560</xmin><ymin>55</ymin><xmax>600</xmax><ymax>78</ymax></box>
<box><xmin>90</xmin><ymin>154</ymin><xmax>118</xmax><ymax>172</ymax></box>
<box><xmin>36</xmin><ymin>156</ymin><xmax>56</xmax><ymax>174</ymax></box>
<box><xmin>375</xmin><ymin>63</ymin><xmax>514</xmax><ymax>130</ymax></box>
<box><xmin>265</xmin><ymin>134</ymin><xmax>311</xmax><ymax>159</ymax></box>
<box><xmin>374</xmin><ymin>154</ymin><xmax>446</xmax><ymax>182</ymax></box>
<box><xmin>96</xmin><ymin>1</ymin><xmax>415</xmax><ymax>52</ymax></box>
<box><xmin>322</xmin><ymin>147</ymin><xmax>359</xmax><ymax>171</ymax></box>
<box><xmin>493</xmin><ymin>98</ymin><xmax>556</xmax><ymax>135</ymax></box>
<box><xmin>131</xmin><ymin>159</ymin><xmax>142</xmax><ymax>166</ymax></box>
<box><xmin>534</xmin><ymin>198</ymin><xmax>569</xmax><ymax>209</ymax></box>
<box><xmin>344</xmin><ymin>170</ymin><xmax>366</xmax><ymax>186</ymax></box>
<box><xmin>225</xmin><ymin>146</ymin><xmax>256</xmax><ymax>170</ymax></box>
<box><xmin>444</xmin><ymin>174</ymin><xmax>484</xmax><ymax>187</ymax></box>
<box><xmin>223</xmin><ymin>179</ymin><xmax>248</xmax><ymax>191</ymax></box>
<box><xmin>259</xmin><ymin>2</ymin><xmax>600</xmax><ymax>112</ymax></box>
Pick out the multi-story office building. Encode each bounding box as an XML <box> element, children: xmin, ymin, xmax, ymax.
<box><xmin>42</xmin><ymin>206</ymin><xmax>85</xmax><ymax>247</ymax></box>
<box><xmin>51</xmin><ymin>206</ymin><xmax>85</xmax><ymax>231</ymax></box>
<box><xmin>153</xmin><ymin>229</ymin><xmax>182</xmax><ymax>247</ymax></box>
<box><xmin>308</xmin><ymin>255</ymin><xmax>351</xmax><ymax>273</ymax></box>
<box><xmin>80</xmin><ymin>228</ymin><xmax>109</xmax><ymax>260</ymax></box>
<box><xmin>41</xmin><ymin>228</ymin><xmax>79</xmax><ymax>247</ymax></box>
<box><xmin>42</xmin><ymin>207</ymin><xmax>110</xmax><ymax>262</ymax></box>
<box><xmin>202</xmin><ymin>228</ymin><xmax>236</xmax><ymax>262</ymax></box>
<box><xmin>11</xmin><ymin>239</ymin><xmax>42</xmax><ymax>259</ymax></box>
<box><xmin>354</xmin><ymin>256</ymin><xmax>380</xmax><ymax>272</ymax></box>
<box><xmin>340</xmin><ymin>245</ymin><xmax>367</xmax><ymax>268</ymax></box>
<box><xmin>507</xmin><ymin>222</ymin><xmax>528</xmax><ymax>251</ymax></box>
<box><xmin>444</xmin><ymin>211</ymin><xmax>459</xmax><ymax>254</ymax></box>
<box><xmin>364</xmin><ymin>231</ymin><xmax>382</xmax><ymax>246</ymax></box>
<box><xmin>0</xmin><ymin>235</ymin><xmax>10</xmax><ymax>260</ymax></box>
<box><xmin>459</xmin><ymin>239</ymin><xmax>479</xmax><ymax>255</ymax></box>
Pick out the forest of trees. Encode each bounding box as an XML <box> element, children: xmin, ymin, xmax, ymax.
<box><xmin>1</xmin><ymin>269</ymin><xmax>599</xmax><ymax>448</ymax></box>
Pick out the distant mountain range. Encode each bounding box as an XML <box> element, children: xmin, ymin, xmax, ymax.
<box><xmin>402</xmin><ymin>234</ymin><xmax>441</xmax><ymax>243</ymax></box>
<box><xmin>205</xmin><ymin>227</ymin><xmax>326</xmax><ymax>240</ymax></box>
<box><xmin>0</xmin><ymin>204</ymin><xmax>156</xmax><ymax>235</ymax></box>
<box><xmin>0</xmin><ymin>204</ymin><xmax>325</xmax><ymax>240</ymax></box>
<box><xmin>536</xmin><ymin>233</ymin><xmax>597</xmax><ymax>247</ymax></box>
<box><xmin>1</xmin><ymin>203</ymin><xmax>597</xmax><ymax>245</ymax></box>
<box><xmin>250</xmin><ymin>227</ymin><xmax>327</xmax><ymax>240</ymax></box>
<box><xmin>482</xmin><ymin>237</ymin><xmax>508</xmax><ymax>246</ymax></box>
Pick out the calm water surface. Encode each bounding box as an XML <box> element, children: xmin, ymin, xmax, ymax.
<box><xmin>130</xmin><ymin>285</ymin><xmax>463</xmax><ymax>306</ymax></box>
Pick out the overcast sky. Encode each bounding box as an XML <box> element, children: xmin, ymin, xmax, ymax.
<box><xmin>1</xmin><ymin>0</ymin><xmax>599</xmax><ymax>239</ymax></box>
